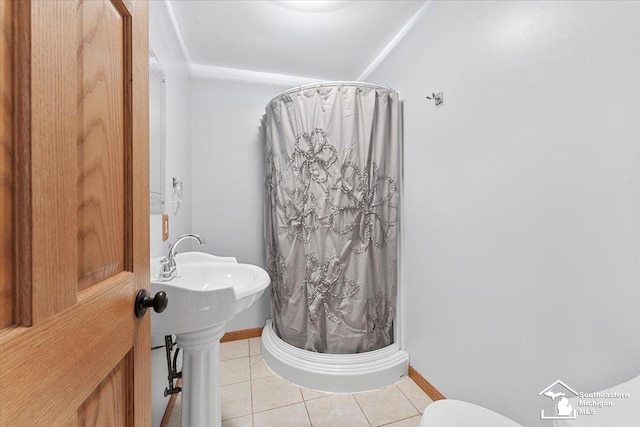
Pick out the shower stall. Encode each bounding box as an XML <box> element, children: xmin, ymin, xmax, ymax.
<box><xmin>261</xmin><ymin>82</ymin><xmax>408</xmax><ymax>392</ymax></box>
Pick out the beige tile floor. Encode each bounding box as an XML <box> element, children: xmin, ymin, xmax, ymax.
<box><xmin>167</xmin><ymin>337</ymin><xmax>433</xmax><ymax>427</ymax></box>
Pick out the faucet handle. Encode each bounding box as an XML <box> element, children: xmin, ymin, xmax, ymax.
<box><xmin>159</xmin><ymin>256</ymin><xmax>171</xmax><ymax>269</ymax></box>
<box><xmin>158</xmin><ymin>256</ymin><xmax>176</xmax><ymax>279</ymax></box>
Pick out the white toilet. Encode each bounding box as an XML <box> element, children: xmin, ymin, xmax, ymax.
<box><xmin>552</xmin><ymin>374</ymin><xmax>640</xmax><ymax>427</ymax></box>
<box><xmin>420</xmin><ymin>399</ymin><xmax>522</xmax><ymax>427</ymax></box>
<box><xmin>420</xmin><ymin>374</ymin><xmax>640</xmax><ymax>427</ymax></box>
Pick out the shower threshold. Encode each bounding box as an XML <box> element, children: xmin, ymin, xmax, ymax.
<box><xmin>261</xmin><ymin>320</ymin><xmax>409</xmax><ymax>393</ymax></box>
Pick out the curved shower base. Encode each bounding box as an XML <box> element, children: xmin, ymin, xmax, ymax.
<box><xmin>262</xmin><ymin>320</ymin><xmax>409</xmax><ymax>393</ymax></box>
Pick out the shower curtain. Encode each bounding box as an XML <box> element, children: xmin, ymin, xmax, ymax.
<box><xmin>264</xmin><ymin>84</ymin><xmax>400</xmax><ymax>354</ymax></box>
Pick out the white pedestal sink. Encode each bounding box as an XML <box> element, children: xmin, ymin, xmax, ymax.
<box><xmin>151</xmin><ymin>252</ymin><xmax>270</xmax><ymax>427</ymax></box>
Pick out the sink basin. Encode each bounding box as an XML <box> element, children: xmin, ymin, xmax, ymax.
<box><xmin>150</xmin><ymin>251</ymin><xmax>270</xmax><ymax>336</ymax></box>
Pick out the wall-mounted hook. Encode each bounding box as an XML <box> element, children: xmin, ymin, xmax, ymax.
<box><xmin>426</xmin><ymin>91</ymin><xmax>444</xmax><ymax>105</ymax></box>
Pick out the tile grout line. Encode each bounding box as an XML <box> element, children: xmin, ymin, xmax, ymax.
<box><xmin>250</xmin><ymin>377</ymin><xmax>255</xmax><ymax>426</ymax></box>
<box><xmin>251</xmin><ymin>401</ymin><xmax>308</xmax><ymax>418</ymax></box>
<box><xmin>221</xmin><ymin>378</ymin><xmax>251</xmax><ymax>387</ymax></box>
<box><xmin>219</xmin><ymin>356</ymin><xmax>251</xmax><ymax>387</ymax></box>
<box><xmin>219</xmin><ymin>343</ymin><xmax>251</xmax><ymax>361</ymax></box>
<box><xmin>378</xmin><ymin>413</ymin><xmax>422</xmax><ymax>426</ymax></box>
<box><xmin>294</xmin><ymin>383</ymin><xmax>309</xmax><ymax>425</ymax></box>
<box><xmin>229</xmin><ymin>337</ymin><xmax>424</xmax><ymax>426</ymax></box>
<box><xmin>249</xmin><ymin>339</ymin><xmax>255</xmax><ymax>426</ymax></box>
<box><xmin>302</xmin><ymin>394</ymin><xmax>314</xmax><ymax>426</ymax></box>
<box><xmin>352</xmin><ymin>392</ymin><xmax>374</xmax><ymax>427</ymax></box>
<box><xmin>396</xmin><ymin>381</ymin><xmax>424</xmax><ymax>414</ymax></box>
<box><xmin>219</xmin><ymin>339</ymin><xmax>253</xmax><ymax>425</ymax></box>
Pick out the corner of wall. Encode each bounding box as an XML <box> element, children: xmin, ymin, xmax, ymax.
<box><xmin>357</xmin><ymin>1</ymin><xmax>429</xmax><ymax>81</ymax></box>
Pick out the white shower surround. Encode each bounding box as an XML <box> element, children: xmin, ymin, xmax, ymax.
<box><xmin>262</xmin><ymin>82</ymin><xmax>408</xmax><ymax>392</ymax></box>
<box><xmin>262</xmin><ymin>320</ymin><xmax>409</xmax><ymax>393</ymax></box>
<box><xmin>262</xmin><ymin>205</ymin><xmax>410</xmax><ymax>393</ymax></box>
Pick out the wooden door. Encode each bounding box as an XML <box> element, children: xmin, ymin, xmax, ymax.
<box><xmin>0</xmin><ymin>0</ymin><xmax>150</xmax><ymax>425</ymax></box>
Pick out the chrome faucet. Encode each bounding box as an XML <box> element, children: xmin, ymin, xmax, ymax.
<box><xmin>158</xmin><ymin>234</ymin><xmax>206</xmax><ymax>280</ymax></box>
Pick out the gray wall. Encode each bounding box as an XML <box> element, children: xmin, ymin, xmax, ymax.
<box><xmin>367</xmin><ymin>1</ymin><xmax>640</xmax><ymax>426</ymax></box>
<box><xmin>151</xmin><ymin>1</ymin><xmax>640</xmax><ymax>425</ymax></box>
<box><xmin>149</xmin><ymin>1</ymin><xmax>193</xmax><ymax>425</ymax></box>
<box><xmin>149</xmin><ymin>4</ymin><xmax>193</xmax><ymax>262</ymax></box>
<box><xmin>190</xmin><ymin>76</ymin><xmax>292</xmax><ymax>331</ymax></box>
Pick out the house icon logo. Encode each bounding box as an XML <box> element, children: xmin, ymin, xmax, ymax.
<box><xmin>539</xmin><ymin>380</ymin><xmax>578</xmax><ymax>420</ymax></box>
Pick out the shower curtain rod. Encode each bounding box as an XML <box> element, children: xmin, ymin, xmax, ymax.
<box><xmin>269</xmin><ymin>81</ymin><xmax>394</xmax><ymax>104</ymax></box>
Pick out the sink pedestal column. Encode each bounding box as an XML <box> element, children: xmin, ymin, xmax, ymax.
<box><xmin>176</xmin><ymin>323</ymin><xmax>226</xmax><ymax>427</ymax></box>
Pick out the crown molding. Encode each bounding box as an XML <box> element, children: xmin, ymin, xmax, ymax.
<box><xmin>164</xmin><ymin>0</ymin><xmax>192</xmax><ymax>64</ymax></box>
<box><xmin>164</xmin><ymin>0</ymin><xmax>428</xmax><ymax>86</ymax></box>
<box><xmin>190</xmin><ymin>63</ymin><xmax>324</xmax><ymax>86</ymax></box>
<box><xmin>358</xmin><ymin>1</ymin><xmax>429</xmax><ymax>81</ymax></box>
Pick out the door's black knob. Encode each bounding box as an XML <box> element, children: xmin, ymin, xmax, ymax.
<box><xmin>134</xmin><ymin>289</ymin><xmax>168</xmax><ymax>318</ymax></box>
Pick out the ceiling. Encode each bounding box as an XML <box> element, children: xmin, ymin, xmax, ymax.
<box><xmin>168</xmin><ymin>0</ymin><xmax>427</xmax><ymax>81</ymax></box>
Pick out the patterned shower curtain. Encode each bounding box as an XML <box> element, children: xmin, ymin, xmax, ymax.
<box><xmin>263</xmin><ymin>84</ymin><xmax>400</xmax><ymax>354</ymax></box>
